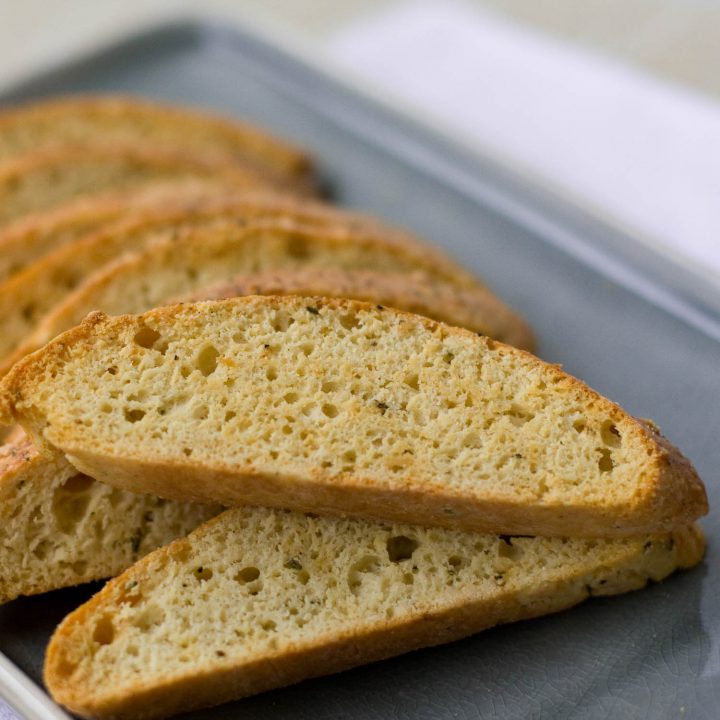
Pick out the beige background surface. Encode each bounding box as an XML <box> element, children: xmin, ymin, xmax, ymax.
<box><xmin>0</xmin><ymin>0</ymin><xmax>718</xmax><ymax>98</ymax></box>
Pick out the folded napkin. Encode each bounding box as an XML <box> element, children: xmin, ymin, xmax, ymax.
<box><xmin>328</xmin><ymin>0</ymin><xmax>720</xmax><ymax>278</ymax></box>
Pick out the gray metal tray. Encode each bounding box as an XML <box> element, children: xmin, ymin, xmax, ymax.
<box><xmin>0</xmin><ymin>20</ymin><xmax>718</xmax><ymax>720</ymax></box>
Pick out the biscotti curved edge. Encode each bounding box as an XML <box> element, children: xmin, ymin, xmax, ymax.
<box><xmin>42</xmin><ymin>512</ymin><xmax>704</xmax><ymax>720</ymax></box>
<box><xmin>0</xmin><ymin>95</ymin><xmax>314</xmax><ymax>180</ymax></box>
<box><xmin>0</xmin><ymin>297</ymin><xmax>707</xmax><ymax>537</ymax></box>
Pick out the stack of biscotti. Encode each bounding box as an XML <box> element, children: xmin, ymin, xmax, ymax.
<box><xmin>0</xmin><ymin>298</ymin><xmax>708</xmax><ymax>719</ymax></box>
<box><xmin>0</xmin><ymin>95</ymin><xmax>536</xmax><ymax>608</ymax></box>
<box><xmin>0</xmin><ymin>96</ymin><xmax>707</xmax><ymax>720</ymax></box>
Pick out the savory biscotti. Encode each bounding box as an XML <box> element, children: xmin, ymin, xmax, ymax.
<box><xmin>5</xmin><ymin>221</ymin><xmax>486</xmax><ymax>371</ymax></box>
<box><xmin>0</xmin><ymin>183</ymin><xmax>418</xmax><ymax>283</ymax></box>
<box><xmin>0</xmin><ymin>95</ymin><xmax>312</xmax><ymax>185</ymax></box>
<box><xmin>0</xmin><ymin>194</ymin><xmax>500</xmax><ymax>368</ymax></box>
<box><xmin>178</xmin><ymin>267</ymin><xmax>534</xmax><ymax>349</ymax></box>
<box><xmin>44</xmin><ymin>506</ymin><xmax>704</xmax><ymax>719</ymax></box>
<box><xmin>0</xmin><ymin>180</ymin><xmax>286</xmax><ymax>281</ymax></box>
<box><xmin>0</xmin><ymin>144</ymin><xmax>301</xmax><ymax>227</ymax></box>
<box><xmin>0</xmin><ymin>297</ymin><xmax>706</xmax><ymax>537</ymax></box>
<box><xmin>0</xmin><ymin>430</ymin><xmax>220</xmax><ymax>605</ymax></box>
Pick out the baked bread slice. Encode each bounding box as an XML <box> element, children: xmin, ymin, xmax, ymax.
<box><xmin>177</xmin><ymin>267</ymin><xmax>534</xmax><ymax>350</ymax></box>
<box><xmin>0</xmin><ymin>193</ymin><xmax>502</xmax><ymax>368</ymax></box>
<box><xmin>0</xmin><ymin>144</ymin><xmax>304</xmax><ymax>227</ymax></box>
<box><xmin>0</xmin><ymin>95</ymin><xmax>312</xmax><ymax>185</ymax></box>
<box><xmin>0</xmin><ymin>429</ymin><xmax>220</xmax><ymax>605</ymax></box>
<box><xmin>44</xmin><ymin>506</ymin><xmax>704</xmax><ymax>719</ymax></box>
<box><xmin>0</xmin><ymin>297</ymin><xmax>706</xmax><ymax>537</ymax></box>
<box><xmin>4</xmin><ymin>221</ymin><xmax>486</xmax><ymax>372</ymax></box>
<box><xmin>0</xmin><ymin>180</ymin><xmax>289</xmax><ymax>282</ymax></box>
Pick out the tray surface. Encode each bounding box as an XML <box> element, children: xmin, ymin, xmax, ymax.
<box><xmin>0</xmin><ymin>21</ymin><xmax>718</xmax><ymax>720</ymax></box>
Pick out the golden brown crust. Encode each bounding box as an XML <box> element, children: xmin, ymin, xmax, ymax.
<box><xmin>1</xmin><ymin>220</ymin><xmax>485</xmax><ymax>374</ymax></box>
<box><xmin>0</xmin><ymin>298</ymin><xmax>707</xmax><ymax>537</ymax></box>
<box><xmin>0</xmin><ymin>95</ymin><xmax>313</xmax><ymax>182</ymax></box>
<box><xmin>177</xmin><ymin>267</ymin><xmax>535</xmax><ymax>350</ymax></box>
<box><xmin>0</xmin><ymin>190</ymin><xmax>464</xmax><ymax>366</ymax></box>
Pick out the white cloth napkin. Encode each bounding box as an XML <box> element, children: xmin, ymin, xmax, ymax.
<box><xmin>327</xmin><ymin>0</ymin><xmax>720</xmax><ymax>279</ymax></box>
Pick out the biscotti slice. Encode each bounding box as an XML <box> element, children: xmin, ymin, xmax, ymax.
<box><xmin>1</xmin><ymin>298</ymin><xmax>706</xmax><ymax>537</ymax></box>
<box><xmin>5</xmin><ymin>221</ymin><xmax>486</xmax><ymax>371</ymax></box>
<box><xmin>0</xmin><ymin>194</ymin><xmax>495</xmax><ymax>366</ymax></box>
<box><xmin>0</xmin><ymin>430</ymin><xmax>220</xmax><ymax>605</ymax></box>
<box><xmin>0</xmin><ymin>143</ymin><xmax>303</xmax><ymax>227</ymax></box>
<box><xmin>44</xmin><ymin>506</ymin><xmax>704</xmax><ymax>720</ymax></box>
<box><xmin>0</xmin><ymin>95</ymin><xmax>312</xmax><ymax>185</ymax></box>
<box><xmin>178</xmin><ymin>267</ymin><xmax>534</xmax><ymax>350</ymax></box>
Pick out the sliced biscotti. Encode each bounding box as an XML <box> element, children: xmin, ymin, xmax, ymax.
<box><xmin>0</xmin><ymin>182</ymin><xmax>418</xmax><ymax>283</ymax></box>
<box><xmin>5</xmin><ymin>221</ymin><xmax>486</xmax><ymax>371</ymax></box>
<box><xmin>0</xmin><ymin>95</ymin><xmax>312</xmax><ymax>185</ymax></box>
<box><xmin>0</xmin><ymin>144</ymin><xmax>302</xmax><ymax>227</ymax></box>
<box><xmin>0</xmin><ymin>430</ymin><xmax>220</xmax><ymax>605</ymax></box>
<box><xmin>0</xmin><ymin>194</ymin><xmax>492</xmax><ymax>368</ymax></box>
<box><xmin>1</xmin><ymin>298</ymin><xmax>706</xmax><ymax>537</ymax></box>
<box><xmin>179</xmin><ymin>267</ymin><xmax>534</xmax><ymax>350</ymax></box>
<box><xmin>44</xmin><ymin>506</ymin><xmax>704</xmax><ymax>720</ymax></box>
<box><xmin>0</xmin><ymin>180</ymin><xmax>288</xmax><ymax>281</ymax></box>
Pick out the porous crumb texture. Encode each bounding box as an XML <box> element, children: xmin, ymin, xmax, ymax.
<box><xmin>0</xmin><ymin>96</ymin><xmax>313</xmax><ymax>182</ymax></box>
<box><xmin>2</xmin><ymin>297</ymin><xmax>706</xmax><ymax>537</ymax></box>
<box><xmin>0</xmin><ymin>194</ymin><xmax>481</xmax><ymax>366</ymax></box>
<box><xmin>44</xmin><ymin>506</ymin><xmax>703</xmax><ymax>719</ymax></box>
<box><xmin>179</xmin><ymin>267</ymin><xmax>535</xmax><ymax>350</ymax></box>
<box><xmin>0</xmin><ymin>433</ymin><xmax>220</xmax><ymax>605</ymax></box>
<box><xmin>0</xmin><ymin>144</ymin><xmax>298</xmax><ymax>227</ymax></box>
<box><xmin>8</xmin><ymin>221</ymin><xmax>483</xmax><ymax>371</ymax></box>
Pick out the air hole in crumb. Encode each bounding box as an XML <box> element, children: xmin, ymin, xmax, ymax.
<box><xmin>93</xmin><ymin>615</ymin><xmax>115</xmax><ymax>645</ymax></box>
<box><xmin>573</xmin><ymin>419</ymin><xmax>586</xmax><ymax>433</ymax></box>
<box><xmin>284</xmin><ymin>392</ymin><xmax>298</xmax><ymax>403</ymax></box>
<box><xmin>134</xmin><ymin>326</ymin><xmax>161</xmax><ymax>349</ymax></box>
<box><xmin>261</xmin><ymin>620</ymin><xmax>277</xmax><ymax>632</ymax></box>
<box><xmin>598</xmin><ymin>448</ymin><xmax>614</xmax><ymax>473</ymax></box>
<box><xmin>235</xmin><ymin>567</ymin><xmax>260</xmax><ymax>583</ymax></box>
<box><xmin>321</xmin><ymin>380</ymin><xmax>337</xmax><ymax>393</ymax></box>
<box><xmin>224</xmin><ymin>410</ymin><xmax>236</xmax><ymax>422</ymax></box>
<box><xmin>386</xmin><ymin>535</ymin><xmax>419</xmax><ymax>562</ymax></box>
<box><xmin>192</xmin><ymin>405</ymin><xmax>209</xmax><ymax>420</ymax></box>
<box><xmin>404</xmin><ymin>373</ymin><xmax>419</xmax><ymax>390</ymax></box>
<box><xmin>322</xmin><ymin>403</ymin><xmax>338</xmax><ymax>418</ymax></box>
<box><xmin>402</xmin><ymin>573</ymin><xmax>414</xmax><ymax>585</ymax></box>
<box><xmin>124</xmin><ymin>408</ymin><xmax>146</xmax><ymax>423</ymax></box>
<box><xmin>300</xmin><ymin>343</ymin><xmax>314</xmax><ymax>356</ymax></box>
<box><xmin>106</xmin><ymin>366</ymin><xmax>118</xmax><ymax>375</ymax></box>
<box><xmin>266</xmin><ymin>367</ymin><xmax>278</xmax><ymax>381</ymax></box>
<box><xmin>196</xmin><ymin>345</ymin><xmax>219</xmax><ymax>376</ymax></box>
<box><xmin>101</xmin><ymin>403</ymin><xmax>112</xmax><ymax>413</ymax></box>
<box><xmin>180</xmin><ymin>366</ymin><xmax>191</xmax><ymax>378</ymax></box>
<box><xmin>271</xmin><ymin>310</ymin><xmax>295</xmax><ymax>332</ymax></box>
<box><xmin>183</xmin><ymin>447</ymin><xmax>193</xmax><ymax>457</ymax></box>
<box><xmin>61</xmin><ymin>474</ymin><xmax>94</xmax><ymax>493</ymax></box>
<box><xmin>194</xmin><ymin>566</ymin><xmax>213</xmax><ymax>581</ymax></box>
<box><xmin>348</xmin><ymin>555</ymin><xmax>381</xmax><ymax>593</ymax></box>
<box><xmin>339</xmin><ymin>313</ymin><xmax>359</xmax><ymax>331</ymax></box>
<box><xmin>601</xmin><ymin>421</ymin><xmax>622</xmax><ymax>448</ymax></box>
<box><xmin>506</xmin><ymin>404</ymin><xmax>534</xmax><ymax>425</ymax></box>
